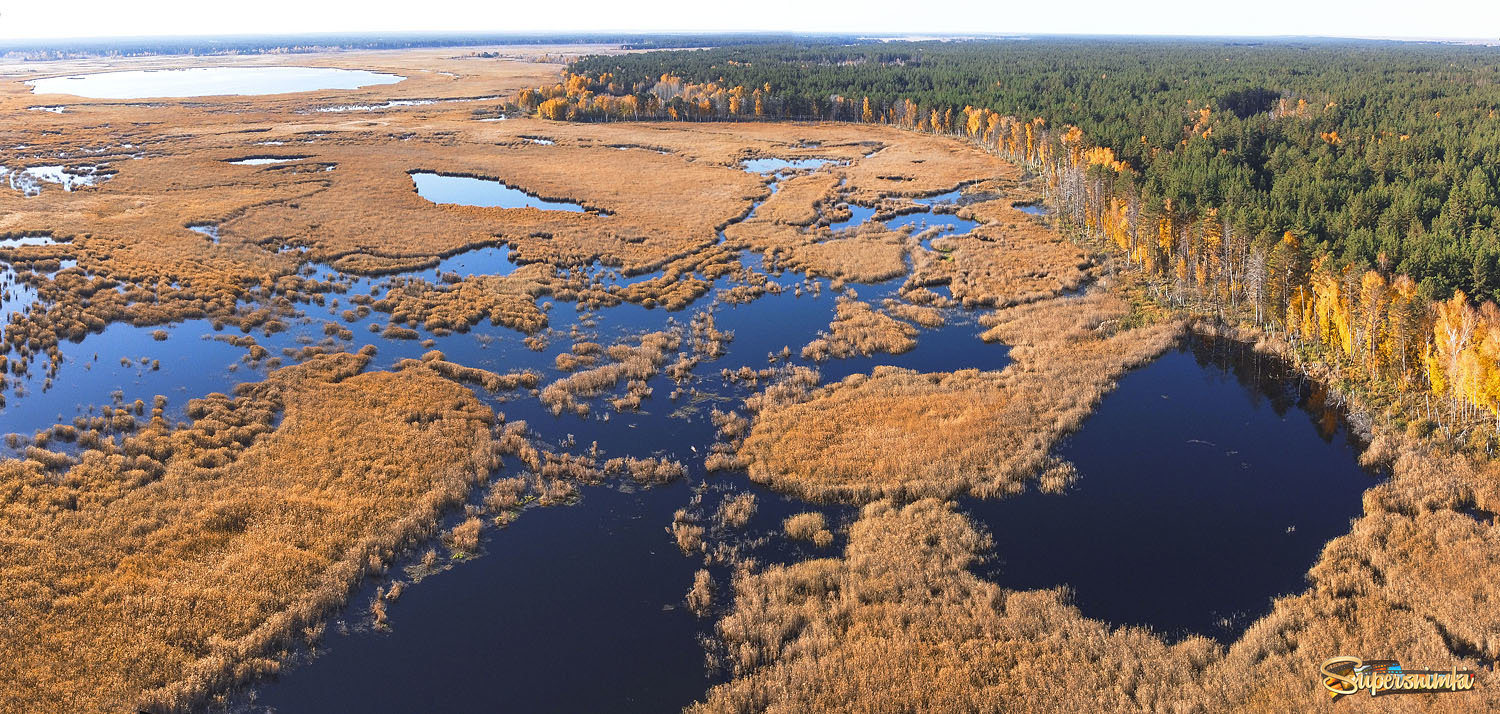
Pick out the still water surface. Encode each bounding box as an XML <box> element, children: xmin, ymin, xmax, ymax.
<box><xmin>27</xmin><ymin>66</ymin><xmax>404</xmax><ymax>99</ymax></box>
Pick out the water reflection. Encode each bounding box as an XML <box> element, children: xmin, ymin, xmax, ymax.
<box><xmin>964</xmin><ymin>336</ymin><xmax>1378</xmax><ymax>641</ymax></box>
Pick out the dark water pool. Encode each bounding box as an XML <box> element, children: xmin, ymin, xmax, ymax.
<box><xmin>244</xmin><ymin>471</ymin><xmax>853</xmax><ymax>714</ymax></box>
<box><xmin>964</xmin><ymin>336</ymin><xmax>1378</xmax><ymax>641</ymax></box>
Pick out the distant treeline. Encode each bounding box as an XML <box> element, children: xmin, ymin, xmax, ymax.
<box><xmin>529</xmin><ymin>39</ymin><xmax>1500</xmax><ymax>435</ymax></box>
<box><xmin>0</xmin><ymin>33</ymin><xmax>861</xmax><ymax>61</ymax></box>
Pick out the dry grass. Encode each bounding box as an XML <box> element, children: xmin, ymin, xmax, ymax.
<box><xmin>395</xmin><ymin>350</ymin><xmax>540</xmax><ymax>394</ymax></box>
<box><xmin>672</xmin><ymin>507</ymin><xmax>707</xmax><ymax>555</ymax></box>
<box><xmin>694</xmin><ymin>440</ymin><xmax>1500</xmax><ymax>712</ymax></box>
<box><xmin>601</xmin><ymin>456</ymin><xmax>688</xmax><ymax>485</ymax></box>
<box><xmin>752</xmin><ymin>172</ymin><xmax>840</xmax><ymax>226</ymax></box>
<box><xmin>743</xmin><ymin>290</ymin><xmax>1182</xmax><ymax>501</ymax></box>
<box><xmin>725</xmin><ymin>210</ymin><xmax>912</xmax><ymax>285</ymax></box>
<box><xmin>0</xmin><ymin>353</ymin><xmax>520</xmax><ymax>713</ymax></box>
<box><xmin>370</xmin><ymin>268</ymin><xmax>550</xmax><ymax>335</ymax></box>
<box><xmin>539</xmin><ymin>330</ymin><xmax>680</xmax><ymax>416</ymax></box>
<box><xmin>686</xmin><ymin>568</ymin><xmax>716</xmax><ymax>617</ymax></box>
<box><xmin>782</xmin><ymin>511</ymin><xmax>833</xmax><ymax>547</ymax></box>
<box><xmin>704</xmin><ymin>273</ymin><xmax>1500</xmax><ymax>712</ymax></box>
<box><xmin>0</xmin><ymin>64</ymin><xmax>1088</xmax><ymax>386</ymax></box>
<box><xmin>692</xmin><ymin>499</ymin><xmax>1221</xmax><ymax>713</ymax></box>
<box><xmin>716</xmin><ymin>492</ymin><xmax>758</xmax><ymax>529</ymax></box>
<box><xmin>881</xmin><ymin>299</ymin><xmax>945</xmax><ymax>327</ymax></box>
<box><xmin>800</xmin><ymin>296</ymin><xmax>918</xmax><ymax>362</ymax></box>
<box><xmin>12</xmin><ymin>48</ymin><xmax>1457</xmax><ymax>714</ymax></box>
<box><xmin>905</xmin><ymin>210</ymin><xmax>1092</xmax><ymax>308</ymax></box>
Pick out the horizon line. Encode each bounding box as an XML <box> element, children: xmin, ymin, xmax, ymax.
<box><xmin>4</xmin><ymin>31</ymin><xmax>1498</xmax><ymax>46</ymax></box>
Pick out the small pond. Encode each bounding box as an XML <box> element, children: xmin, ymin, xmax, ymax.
<box><xmin>741</xmin><ymin>157</ymin><xmax>833</xmax><ymax>174</ymax></box>
<box><xmin>0</xmin><ymin>234</ymin><xmax>64</xmax><ymax>248</ymax></box>
<box><xmin>430</xmin><ymin>245</ymin><xmax>518</xmax><ymax>279</ymax></box>
<box><xmin>3</xmin><ymin>165</ymin><xmax>107</xmax><ymax>195</ymax></box>
<box><xmin>410</xmin><ymin>172</ymin><xmax>598</xmax><ymax>213</ymax></box>
<box><xmin>187</xmin><ymin>225</ymin><xmax>220</xmax><ymax>243</ymax></box>
<box><xmin>227</xmin><ymin>157</ymin><xmax>307</xmax><ymax>166</ymax></box>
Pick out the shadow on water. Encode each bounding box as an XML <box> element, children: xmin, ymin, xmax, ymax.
<box><xmin>247</xmin><ymin>480</ymin><xmax>708</xmax><ymax>714</ymax></box>
<box><xmin>961</xmin><ymin>335</ymin><xmax>1380</xmax><ymax>642</ymax></box>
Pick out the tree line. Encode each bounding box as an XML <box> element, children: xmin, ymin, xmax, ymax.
<box><xmin>520</xmin><ymin>39</ymin><xmax>1500</xmax><ymax>434</ymax></box>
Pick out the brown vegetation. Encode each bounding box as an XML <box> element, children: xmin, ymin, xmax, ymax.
<box><xmin>396</xmin><ymin>350</ymin><xmax>540</xmax><ymax>394</ymax></box>
<box><xmin>539</xmin><ymin>330</ymin><xmax>680</xmax><ymax>416</ymax></box>
<box><xmin>15</xmin><ymin>48</ymin><xmax>1468</xmax><ymax>714</ymax></box>
<box><xmin>601</xmin><ymin>456</ymin><xmax>688</xmax><ymax>485</ymax></box>
<box><xmin>800</xmin><ymin>296</ymin><xmax>918</xmax><ymax>362</ymax></box>
<box><xmin>715</xmin><ymin>492</ymin><xmax>758</xmax><ymax>529</ymax></box>
<box><xmin>781</xmin><ymin>511</ymin><xmax>833</xmax><ymax>548</ymax></box>
<box><xmin>0</xmin><ymin>353</ymin><xmax>521</xmax><ymax>712</ymax></box>
<box><xmin>744</xmin><ymin>290</ymin><xmax>1182</xmax><ymax>501</ymax></box>
<box><xmin>695</xmin><ymin>447</ymin><xmax>1500</xmax><ymax>712</ymax></box>
<box><xmin>686</xmin><ymin>568</ymin><xmax>716</xmax><ymax>617</ymax></box>
<box><xmin>904</xmin><ymin>200</ymin><xmax>1092</xmax><ymax>308</ymax></box>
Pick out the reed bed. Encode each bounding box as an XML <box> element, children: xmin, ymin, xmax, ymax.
<box><xmin>695</xmin><ymin>434</ymin><xmax>1500</xmax><ymax>712</ymax></box>
<box><xmin>800</xmin><ymin>296</ymin><xmax>919</xmax><ymax>361</ymax></box>
<box><xmin>0</xmin><ymin>353</ymin><xmax>513</xmax><ymax>713</ymax></box>
<box><xmin>782</xmin><ymin>511</ymin><xmax>833</xmax><ymax>547</ymax></box>
<box><xmin>743</xmin><ymin>291</ymin><xmax>1182</xmax><ymax>501</ymax></box>
<box><xmin>538</xmin><ymin>330</ymin><xmax>681</xmax><ymax>416</ymax></box>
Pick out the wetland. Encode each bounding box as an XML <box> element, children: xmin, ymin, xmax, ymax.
<box><xmin>0</xmin><ymin>44</ymin><xmax>1483</xmax><ymax>714</ymax></box>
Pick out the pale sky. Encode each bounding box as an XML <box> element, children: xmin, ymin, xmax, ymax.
<box><xmin>0</xmin><ymin>0</ymin><xmax>1496</xmax><ymax>42</ymax></box>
